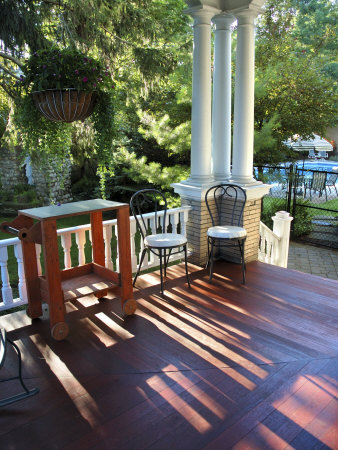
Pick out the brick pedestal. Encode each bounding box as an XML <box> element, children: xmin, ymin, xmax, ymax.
<box><xmin>173</xmin><ymin>181</ymin><xmax>270</xmax><ymax>266</ymax></box>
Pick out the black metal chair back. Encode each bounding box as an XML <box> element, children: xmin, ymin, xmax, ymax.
<box><xmin>205</xmin><ymin>184</ymin><xmax>247</xmax><ymax>284</ymax></box>
<box><xmin>206</xmin><ymin>184</ymin><xmax>247</xmax><ymax>228</ymax></box>
<box><xmin>130</xmin><ymin>189</ymin><xmax>190</xmax><ymax>294</ymax></box>
<box><xmin>130</xmin><ymin>189</ymin><xmax>168</xmax><ymax>240</ymax></box>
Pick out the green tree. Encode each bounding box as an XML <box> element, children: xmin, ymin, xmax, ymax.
<box><xmin>254</xmin><ymin>0</ymin><xmax>337</xmax><ymax>165</ymax></box>
<box><xmin>0</xmin><ymin>0</ymin><xmax>192</xmax><ymax>199</ymax></box>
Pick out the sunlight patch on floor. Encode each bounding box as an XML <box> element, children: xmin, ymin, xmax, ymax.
<box><xmin>30</xmin><ymin>334</ymin><xmax>103</xmax><ymax>429</ymax></box>
<box><xmin>146</xmin><ymin>373</ymin><xmax>212</xmax><ymax>434</ymax></box>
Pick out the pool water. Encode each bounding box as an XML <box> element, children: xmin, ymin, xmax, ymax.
<box><xmin>295</xmin><ymin>160</ymin><xmax>338</xmax><ymax>172</ymax></box>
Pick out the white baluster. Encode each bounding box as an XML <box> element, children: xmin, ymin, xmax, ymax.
<box><xmin>171</xmin><ymin>211</ymin><xmax>179</xmax><ymax>234</ymax></box>
<box><xmin>75</xmin><ymin>229</ymin><xmax>86</xmax><ymax>266</ymax></box>
<box><xmin>103</xmin><ymin>224</ymin><xmax>113</xmax><ymax>270</ymax></box>
<box><xmin>88</xmin><ymin>230</ymin><xmax>93</xmax><ymax>262</ymax></box>
<box><xmin>0</xmin><ymin>246</ymin><xmax>13</xmax><ymax>306</ymax></box>
<box><xmin>149</xmin><ymin>216</ymin><xmax>157</xmax><ymax>266</ymax></box>
<box><xmin>181</xmin><ymin>209</ymin><xmax>189</xmax><ymax>237</ymax></box>
<box><xmin>35</xmin><ymin>244</ymin><xmax>42</xmax><ymax>275</ymax></box>
<box><xmin>129</xmin><ymin>219</ymin><xmax>138</xmax><ymax>273</ymax></box>
<box><xmin>61</xmin><ymin>232</ymin><xmax>72</xmax><ymax>269</ymax></box>
<box><xmin>112</xmin><ymin>222</ymin><xmax>120</xmax><ymax>272</ymax></box>
<box><xmin>14</xmin><ymin>242</ymin><xmax>28</xmax><ymax>302</ymax></box>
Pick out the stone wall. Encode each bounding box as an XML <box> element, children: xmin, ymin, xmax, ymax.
<box><xmin>0</xmin><ymin>147</ymin><xmax>72</xmax><ymax>205</ymax></box>
<box><xmin>30</xmin><ymin>157</ymin><xmax>73</xmax><ymax>205</ymax></box>
<box><xmin>0</xmin><ymin>147</ymin><xmax>27</xmax><ymax>191</ymax></box>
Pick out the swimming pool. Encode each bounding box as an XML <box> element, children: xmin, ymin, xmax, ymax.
<box><xmin>295</xmin><ymin>160</ymin><xmax>338</xmax><ymax>172</ymax></box>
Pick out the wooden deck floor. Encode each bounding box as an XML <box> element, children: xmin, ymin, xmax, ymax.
<box><xmin>1</xmin><ymin>261</ymin><xmax>337</xmax><ymax>449</ymax></box>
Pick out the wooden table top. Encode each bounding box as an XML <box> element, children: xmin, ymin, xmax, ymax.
<box><xmin>18</xmin><ymin>199</ymin><xmax>128</xmax><ymax>220</ymax></box>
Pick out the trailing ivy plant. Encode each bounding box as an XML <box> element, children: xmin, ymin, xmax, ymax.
<box><xmin>11</xmin><ymin>47</ymin><xmax>116</xmax><ymax>200</ymax></box>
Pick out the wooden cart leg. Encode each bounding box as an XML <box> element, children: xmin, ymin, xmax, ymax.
<box><xmin>22</xmin><ymin>241</ymin><xmax>43</xmax><ymax>319</ymax></box>
<box><xmin>117</xmin><ymin>206</ymin><xmax>135</xmax><ymax>315</ymax></box>
<box><xmin>90</xmin><ymin>211</ymin><xmax>105</xmax><ymax>266</ymax></box>
<box><xmin>41</xmin><ymin>219</ymin><xmax>68</xmax><ymax>340</ymax></box>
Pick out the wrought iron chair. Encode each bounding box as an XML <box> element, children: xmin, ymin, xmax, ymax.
<box><xmin>205</xmin><ymin>184</ymin><xmax>247</xmax><ymax>284</ymax></box>
<box><xmin>130</xmin><ymin>189</ymin><xmax>190</xmax><ymax>295</ymax></box>
<box><xmin>304</xmin><ymin>171</ymin><xmax>328</xmax><ymax>201</ymax></box>
<box><xmin>0</xmin><ymin>328</ymin><xmax>39</xmax><ymax>407</ymax></box>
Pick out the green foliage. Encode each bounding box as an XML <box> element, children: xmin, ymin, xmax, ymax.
<box><xmin>254</xmin><ymin>0</ymin><xmax>337</xmax><ymax>164</ymax></box>
<box><xmin>11</xmin><ymin>94</ymin><xmax>73</xmax><ymax>161</ymax></box>
<box><xmin>22</xmin><ymin>47</ymin><xmax>113</xmax><ymax>92</ymax></box>
<box><xmin>0</xmin><ymin>183</ymin><xmax>40</xmax><ymax>205</ymax></box>
<box><xmin>261</xmin><ymin>196</ymin><xmax>312</xmax><ymax>238</ymax></box>
<box><xmin>0</xmin><ymin>92</ymin><xmax>10</xmax><ymax>138</ymax></box>
<box><xmin>261</xmin><ymin>197</ymin><xmax>287</xmax><ymax>229</ymax></box>
<box><xmin>292</xmin><ymin>199</ymin><xmax>313</xmax><ymax>237</ymax></box>
<box><xmin>138</xmin><ymin>111</ymin><xmax>191</xmax><ymax>158</ymax></box>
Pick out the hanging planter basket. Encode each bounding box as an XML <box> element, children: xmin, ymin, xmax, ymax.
<box><xmin>32</xmin><ymin>89</ymin><xmax>97</xmax><ymax>123</ymax></box>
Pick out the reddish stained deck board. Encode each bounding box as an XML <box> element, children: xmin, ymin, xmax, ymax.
<box><xmin>1</xmin><ymin>261</ymin><xmax>337</xmax><ymax>450</ymax></box>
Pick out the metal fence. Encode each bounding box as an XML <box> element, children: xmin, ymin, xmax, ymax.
<box><xmin>255</xmin><ymin>164</ymin><xmax>338</xmax><ymax>249</ymax></box>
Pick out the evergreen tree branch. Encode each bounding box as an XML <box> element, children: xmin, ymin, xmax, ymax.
<box><xmin>0</xmin><ymin>64</ymin><xmax>21</xmax><ymax>81</ymax></box>
<box><xmin>0</xmin><ymin>52</ymin><xmax>24</xmax><ymax>68</ymax></box>
<box><xmin>0</xmin><ymin>82</ymin><xmax>17</xmax><ymax>99</ymax></box>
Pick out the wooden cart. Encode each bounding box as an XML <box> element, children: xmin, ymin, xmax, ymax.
<box><xmin>0</xmin><ymin>199</ymin><xmax>136</xmax><ymax>340</ymax></box>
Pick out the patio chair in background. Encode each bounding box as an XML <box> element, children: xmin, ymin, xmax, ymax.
<box><xmin>0</xmin><ymin>328</ymin><xmax>39</xmax><ymax>407</ymax></box>
<box><xmin>308</xmin><ymin>149</ymin><xmax>317</xmax><ymax>159</ymax></box>
<box><xmin>205</xmin><ymin>184</ymin><xmax>247</xmax><ymax>284</ymax></box>
<box><xmin>318</xmin><ymin>150</ymin><xmax>328</xmax><ymax>159</ymax></box>
<box><xmin>130</xmin><ymin>189</ymin><xmax>190</xmax><ymax>295</ymax></box>
<box><xmin>304</xmin><ymin>171</ymin><xmax>328</xmax><ymax>201</ymax></box>
<box><xmin>326</xmin><ymin>173</ymin><xmax>338</xmax><ymax>195</ymax></box>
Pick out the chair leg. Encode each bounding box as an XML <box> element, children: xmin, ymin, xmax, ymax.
<box><xmin>133</xmin><ymin>248</ymin><xmax>147</xmax><ymax>287</ymax></box>
<box><xmin>184</xmin><ymin>245</ymin><xmax>191</xmax><ymax>288</ymax></box>
<box><xmin>206</xmin><ymin>237</ymin><xmax>211</xmax><ymax>269</ymax></box>
<box><xmin>239</xmin><ymin>239</ymin><xmax>246</xmax><ymax>285</ymax></box>
<box><xmin>159</xmin><ymin>249</ymin><xmax>164</xmax><ymax>295</ymax></box>
<box><xmin>165</xmin><ymin>249</ymin><xmax>172</xmax><ymax>270</ymax></box>
<box><xmin>0</xmin><ymin>337</ymin><xmax>39</xmax><ymax>407</ymax></box>
<box><xmin>209</xmin><ymin>239</ymin><xmax>215</xmax><ymax>282</ymax></box>
<box><xmin>163</xmin><ymin>249</ymin><xmax>167</xmax><ymax>277</ymax></box>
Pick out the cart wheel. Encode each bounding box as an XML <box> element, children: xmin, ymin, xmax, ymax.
<box><xmin>51</xmin><ymin>322</ymin><xmax>69</xmax><ymax>341</ymax></box>
<box><xmin>123</xmin><ymin>299</ymin><xmax>137</xmax><ymax>316</ymax></box>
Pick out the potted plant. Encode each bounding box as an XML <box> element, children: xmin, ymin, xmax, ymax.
<box><xmin>11</xmin><ymin>47</ymin><xmax>116</xmax><ymax>200</ymax></box>
<box><xmin>22</xmin><ymin>47</ymin><xmax>112</xmax><ymax>122</ymax></box>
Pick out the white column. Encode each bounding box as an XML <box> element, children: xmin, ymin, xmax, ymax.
<box><xmin>212</xmin><ymin>14</ymin><xmax>234</xmax><ymax>181</ymax></box>
<box><xmin>232</xmin><ymin>11</ymin><xmax>258</xmax><ymax>185</ymax></box>
<box><xmin>187</xmin><ymin>7</ymin><xmax>216</xmax><ymax>185</ymax></box>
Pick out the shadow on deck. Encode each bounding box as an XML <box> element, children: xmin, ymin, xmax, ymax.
<box><xmin>1</xmin><ymin>261</ymin><xmax>337</xmax><ymax>449</ymax></box>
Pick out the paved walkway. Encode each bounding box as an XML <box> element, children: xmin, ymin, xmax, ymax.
<box><xmin>288</xmin><ymin>241</ymin><xmax>338</xmax><ymax>280</ymax></box>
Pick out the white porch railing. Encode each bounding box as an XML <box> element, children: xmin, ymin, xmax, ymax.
<box><xmin>258</xmin><ymin>211</ymin><xmax>293</xmax><ymax>267</ymax></box>
<box><xmin>0</xmin><ymin>206</ymin><xmax>191</xmax><ymax>312</ymax></box>
<box><xmin>0</xmin><ymin>207</ymin><xmax>292</xmax><ymax>313</ymax></box>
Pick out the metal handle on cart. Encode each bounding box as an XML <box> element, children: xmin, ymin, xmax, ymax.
<box><xmin>2</xmin><ymin>225</ymin><xmax>28</xmax><ymax>240</ymax></box>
